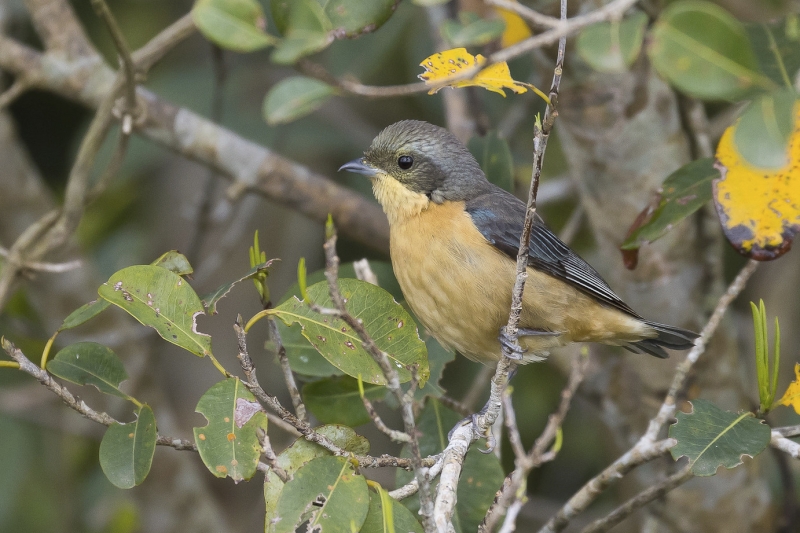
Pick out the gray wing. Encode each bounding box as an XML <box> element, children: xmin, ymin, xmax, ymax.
<box><xmin>465</xmin><ymin>187</ymin><xmax>641</xmax><ymax>318</ymax></box>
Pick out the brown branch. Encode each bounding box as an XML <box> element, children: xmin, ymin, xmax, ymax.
<box><xmin>580</xmin><ymin>466</ymin><xmax>694</xmax><ymax>533</ymax></box>
<box><xmin>233</xmin><ymin>318</ymin><xmax>433</xmax><ymax>470</ymax></box>
<box><xmin>0</xmin><ymin>32</ymin><xmax>389</xmax><ymax>253</ymax></box>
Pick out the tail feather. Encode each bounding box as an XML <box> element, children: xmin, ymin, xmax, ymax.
<box><xmin>625</xmin><ymin>321</ymin><xmax>699</xmax><ymax>359</ymax></box>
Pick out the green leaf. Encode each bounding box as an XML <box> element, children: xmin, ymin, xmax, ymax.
<box><xmin>265</xmin><ymin>425</ymin><xmax>370</xmax><ymax>525</ymax></box>
<box><xmin>193</xmin><ymin>378</ymin><xmax>268</xmax><ymax>481</ymax></box>
<box><xmin>747</xmin><ymin>22</ymin><xmax>800</xmax><ymax>88</ymax></box>
<box><xmin>648</xmin><ymin>0</ymin><xmax>772</xmax><ymax>100</ymax></box>
<box><xmin>98</xmin><ymin>265</ymin><xmax>212</xmax><ymax>358</ymax></box>
<box><xmin>263</xmin><ymin>77</ymin><xmax>337</xmax><ymax>125</ymax></box>
<box><xmin>279</xmin><ymin>261</ymin><xmax>403</xmax><ymax>304</ymax></box>
<box><xmin>272</xmin><ymin>0</ymin><xmax>397</xmax><ymax>39</ymax></box>
<box><xmin>577</xmin><ymin>11</ymin><xmax>647</xmax><ymax>72</ymax></box>
<box><xmin>396</xmin><ymin>399</ymin><xmax>504</xmax><ymax>533</ymax></box>
<box><xmin>467</xmin><ymin>131</ymin><xmax>514</xmax><ymax>193</ymax></box>
<box><xmin>271</xmin><ymin>0</ymin><xmax>332</xmax><ymax>64</ymax></box>
<box><xmin>99</xmin><ymin>405</ymin><xmax>157</xmax><ymax>489</ymax></box>
<box><xmin>303</xmin><ymin>376</ymin><xmax>386</xmax><ymax>427</ymax></box>
<box><xmin>151</xmin><ymin>250</ymin><xmax>194</xmax><ymax>276</ymax></box>
<box><xmin>201</xmin><ymin>260</ymin><xmax>275</xmax><ymax>315</ymax></box>
<box><xmin>669</xmin><ymin>399</ymin><xmax>771</xmax><ymax>476</ymax></box>
<box><xmin>270</xmin><ymin>279</ymin><xmax>429</xmax><ymax>386</ymax></box>
<box><xmin>733</xmin><ymin>89</ymin><xmax>798</xmax><ymax>169</ymax></box>
<box><xmin>361</xmin><ymin>486</ymin><xmax>425</xmax><ymax>533</ymax></box>
<box><xmin>46</xmin><ymin>342</ymin><xmax>130</xmax><ymax>400</ymax></box>
<box><xmin>410</xmin><ymin>333</ymin><xmax>455</xmax><ymax>401</ymax></box>
<box><xmin>58</xmin><ymin>299</ymin><xmax>110</xmax><ymax>331</ymax></box>
<box><xmin>621</xmin><ymin>158</ymin><xmax>717</xmax><ymax>251</ymax></box>
<box><xmin>270</xmin><ymin>456</ymin><xmax>369</xmax><ymax>533</ymax></box>
<box><xmin>192</xmin><ymin>0</ymin><xmax>275</xmax><ymax>52</ymax></box>
<box><xmin>280</xmin><ymin>321</ymin><xmax>345</xmax><ymax>377</ymax></box>
<box><xmin>441</xmin><ymin>16</ymin><xmax>505</xmax><ymax>48</ymax></box>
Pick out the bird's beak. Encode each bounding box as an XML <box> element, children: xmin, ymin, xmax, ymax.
<box><xmin>339</xmin><ymin>158</ymin><xmax>378</xmax><ymax>177</ymax></box>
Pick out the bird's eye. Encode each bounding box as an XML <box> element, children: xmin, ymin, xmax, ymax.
<box><xmin>397</xmin><ymin>155</ymin><xmax>413</xmax><ymax>170</ymax></box>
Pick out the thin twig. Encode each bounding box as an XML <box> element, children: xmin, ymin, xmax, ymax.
<box><xmin>774</xmin><ymin>425</ymin><xmax>800</xmax><ymax>438</ymax></box>
<box><xmin>539</xmin><ymin>259</ymin><xmax>759</xmax><ymax>533</ymax></box>
<box><xmin>0</xmin><ymin>78</ymin><xmax>30</xmax><ymax>110</ymax></box>
<box><xmin>233</xmin><ymin>318</ymin><xmax>433</xmax><ymax>470</ymax></box>
<box><xmin>484</xmin><ymin>0</ymin><xmax>561</xmax><ymax>28</ymax></box>
<box><xmin>580</xmin><ymin>466</ymin><xmax>694</xmax><ymax>533</ymax></box>
<box><xmin>268</xmin><ymin>316</ymin><xmax>307</xmax><ymax>422</ymax></box>
<box><xmin>258</xmin><ymin>429</ymin><xmax>290</xmax><ymax>482</ymax></box>
<box><xmin>360</xmin><ymin>391</ymin><xmax>411</xmax><ymax>443</ymax></box>
<box><xmin>319</xmin><ymin>227</ymin><xmax>435</xmax><ymax>530</ymax></box>
<box><xmin>772</xmin><ymin>432</ymin><xmax>800</xmax><ymax>459</ymax></box>
<box><xmin>0</xmin><ymin>247</ymin><xmax>82</xmax><ymax>273</ymax></box>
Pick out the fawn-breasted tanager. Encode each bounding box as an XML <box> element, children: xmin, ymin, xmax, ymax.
<box><xmin>341</xmin><ymin>120</ymin><xmax>698</xmax><ymax>365</ymax></box>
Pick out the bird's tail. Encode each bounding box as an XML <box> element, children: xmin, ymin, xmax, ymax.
<box><xmin>624</xmin><ymin>321</ymin><xmax>700</xmax><ymax>359</ymax></box>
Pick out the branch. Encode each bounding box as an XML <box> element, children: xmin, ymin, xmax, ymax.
<box><xmin>772</xmin><ymin>431</ymin><xmax>800</xmax><ymax>459</ymax></box>
<box><xmin>539</xmin><ymin>259</ymin><xmax>760</xmax><ymax>533</ymax></box>
<box><xmin>0</xmin><ymin>78</ymin><xmax>30</xmax><ymax>110</ymax></box>
<box><xmin>267</xmin><ymin>316</ymin><xmax>307</xmax><ymax>422</ymax></box>
<box><xmin>580</xmin><ymin>466</ymin><xmax>694</xmax><ymax>533</ymax></box>
<box><xmin>484</xmin><ymin>0</ymin><xmax>561</xmax><ymax>28</ymax></box>
<box><xmin>0</xmin><ymin>31</ymin><xmax>389</xmax><ymax>253</ymax></box>
<box><xmin>23</xmin><ymin>0</ymin><xmax>95</xmax><ymax>59</ymax></box>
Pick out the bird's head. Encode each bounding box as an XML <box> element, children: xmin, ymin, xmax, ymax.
<box><xmin>340</xmin><ymin>120</ymin><xmax>489</xmax><ymax>224</ymax></box>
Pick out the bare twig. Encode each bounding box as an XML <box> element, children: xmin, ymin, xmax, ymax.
<box><xmin>233</xmin><ymin>318</ymin><xmax>432</xmax><ymax>470</ymax></box>
<box><xmin>360</xmin><ymin>390</ymin><xmax>411</xmax><ymax>443</ymax></box>
<box><xmin>0</xmin><ymin>78</ymin><xmax>30</xmax><ymax>110</ymax></box>
<box><xmin>319</xmin><ymin>227</ymin><xmax>435</xmax><ymax>530</ymax></box>
<box><xmin>267</xmin><ymin>317</ymin><xmax>307</xmax><ymax>422</ymax></box>
<box><xmin>772</xmin><ymin>431</ymin><xmax>800</xmax><ymax>459</ymax></box>
<box><xmin>580</xmin><ymin>466</ymin><xmax>694</xmax><ymax>533</ymax></box>
<box><xmin>774</xmin><ymin>425</ymin><xmax>800</xmax><ymax>438</ymax></box>
<box><xmin>0</xmin><ymin>247</ymin><xmax>82</xmax><ymax>273</ymax></box>
<box><xmin>484</xmin><ymin>0</ymin><xmax>561</xmax><ymax>28</ymax></box>
<box><xmin>539</xmin><ymin>260</ymin><xmax>759</xmax><ymax>533</ymax></box>
<box><xmin>258</xmin><ymin>429</ymin><xmax>290</xmax><ymax>482</ymax></box>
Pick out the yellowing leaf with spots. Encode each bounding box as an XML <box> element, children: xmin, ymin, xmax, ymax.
<box><xmin>495</xmin><ymin>1</ymin><xmax>532</xmax><ymax>47</ymax></box>
<box><xmin>193</xmin><ymin>378</ymin><xmax>267</xmax><ymax>481</ymax></box>
<box><xmin>778</xmin><ymin>364</ymin><xmax>800</xmax><ymax>414</ymax></box>
<box><xmin>419</xmin><ymin>48</ymin><xmax>528</xmax><ymax>97</ymax></box>
<box><xmin>713</xmin><ymin>100</ymin><xmax>800</xmax><ymax>260</ymax></box>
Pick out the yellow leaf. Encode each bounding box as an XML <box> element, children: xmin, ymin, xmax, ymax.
<box><xmin>495</xmin><ymin>1</ymin><xmax>533</xmax><ymax>48</ymax></box>
<box><xmin>418</xmin><ymin>48</ymin><xmax>528</xmax><ymax>97</ymax></box>
<box><xmin>778</xmin><ymin>363</ymin><xmax>800</xmax><ymax>414</ymax></box>
<box><xmin>714</xmin><ymin>103</ymin><xmax>800</xmax><ymax>260</ymax></box>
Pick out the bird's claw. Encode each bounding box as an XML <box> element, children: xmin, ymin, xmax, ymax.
<box><xmin>447</xmin><ymin>413</ymin><xmax>497</xmax><ymax>454</ymax></box>
<box><xmin>499</xmin><ymin>326</ymin><xmax>527</xmax><ymax>360</ymax></box>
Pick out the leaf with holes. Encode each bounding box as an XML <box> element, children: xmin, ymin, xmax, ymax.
<box><xmin>98</xmin><ymin>265</ymin><xmax>212</xmax><ymax>358</ymax></box>
<box><xmin>577</xmin><ymin>11</ymin><xmax>647</xmax><ymax>72</ymax></box>
<box><xmin>303</xmin><ymin>376</ymin><xmax>386</xmax><ymax>427</ymax></box>
<box><xmin>669</xmin><ymin>399</ymin><xmax>770</xmax><ymax>476</ymax></box>
<box><xmin>47</xmin><ymin>342</ymin><xmax>131</xmax><ymax>400</ymax></box>
<box><xmin>714</xmin><ymin>100</ymin><xmax>800</xmax><ymax>260</ymax></box>
<box><xmin>269</xmin><ymin>279</ymin><xmax>428</xmax><ymax>386</ymax></box>
<box><xmin>419</xmin><ymin>48</ymin><xmax>528</xmax><ymax>97</ymax></box>
<box><xmin>192</xmin><ymin>0</ymin><xmax>275</xmax><ymax>52</ymax></box>
<box><xmin>648</xmin><ymin>0</ymin><xmax>772</xmax><ymax>100</ymax></box>
<box><xmin>201</xmin><ymin>260</ymin><xmax>275</xmax><ymax>315</ymax></box>
<box><xmin>193</xmin><ymin>378</ymin><xmax>267</xmax><ymax>481</ymax></box>
<box><xmin>265</xmin><ymin>425</ymin><xmax>370</xmax><ymax>526</ymax></box>
<box><xmin>99</xmin><ymin>404</ymin><xmax>157</xmax><ymax>489</ymax></box>
<box><xmin>270</xmin><ymin>455</ymin><xmax>369</xmax><ymax>533</ymax></box>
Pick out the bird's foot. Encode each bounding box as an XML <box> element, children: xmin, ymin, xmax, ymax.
<box><xmin>447</xmin><ymin>412</ymin><xmax>497</xmax><ymax>453</ymax></box>
<box><xmin>499</xmin><ymin>326</ymin><xmax>527</xmax><ymax>361</ymax></box>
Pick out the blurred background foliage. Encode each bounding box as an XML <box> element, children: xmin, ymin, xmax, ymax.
<box><xmin>1</xmin><ymin>0</ymin><xmax>800</xmax><ymax>532</ymax></box>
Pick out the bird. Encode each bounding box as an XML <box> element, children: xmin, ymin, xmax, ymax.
<box><xmin>340</xmin><ymin>120</ymin><xmax>698</xmax><ymax>366</ymax></box>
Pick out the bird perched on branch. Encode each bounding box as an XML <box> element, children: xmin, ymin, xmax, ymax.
<box><xmin>340</xmin><ymin>120</ymin><xmax>697</xmax><ymax>365</ymax></box>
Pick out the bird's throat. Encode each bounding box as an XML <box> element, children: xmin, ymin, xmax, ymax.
<box><xmin>371</xmin><ymin>176</ymin><xmax>430</xmax><ymax>225</ymax></box>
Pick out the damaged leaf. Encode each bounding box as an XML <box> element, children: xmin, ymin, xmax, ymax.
<box><xmin>193</xmin><ymin>378</ymin><xmax>267</xmax><ymax>482</ymax></box>
<box><xmin>713</xmin><ymin>102</ymin><xmax>800</xmax><ymax>260</ymax></box>
<box><xmin>270</xmin><ymin>456</ymin><xmax>369</xmax><ymax>533</ymax></box>
<box><xmin>669</xmin><ymin>399</ymin><xmax>770</xmax><ymax>476</ymax></box>
<box><xmin>419</xmin><ymin>48</ymin><xmax>530</xmax><ymax>97</ymax></box>
<box><xmin>151</xmin><ymin>250</ymin><xmax>194</xmax><ymax>276</ymax></box>
<box><xmin>98</xmin><ymin>265</ymin><xmax>212</xmax><ymax>358</ymax></box>
<box><xmin>202</xmin><ymin>259</ymin><xmax>275</xmax><ymax>315</ymax></box>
